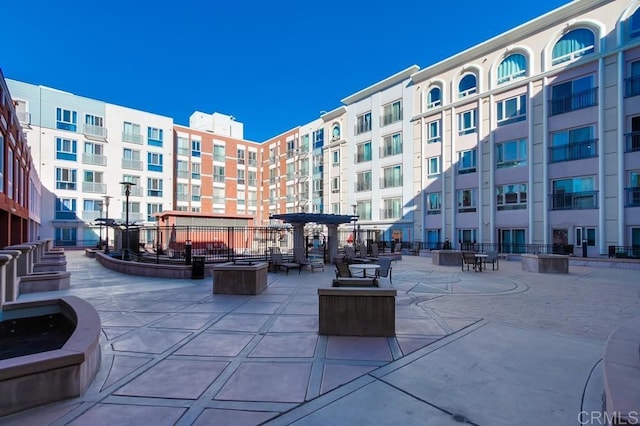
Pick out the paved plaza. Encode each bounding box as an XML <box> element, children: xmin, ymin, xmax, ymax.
<box><xmin>1</xmin><ymin>251</ymin><xmax>639</xmax><ymax>425</ymax></box>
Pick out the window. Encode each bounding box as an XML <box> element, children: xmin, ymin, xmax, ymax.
<box><xmin>248</xmin><ymin>190</ymin><xmax>257</xmax><ymax>206</ymax></box>
<box><xmin>122</xmin><ymin>148</ymin><xmax>142</xmax><ymax>170</ymax></box>
<box><xmin>191</xmin><ymin>185</ymin><xmax>201</xmax><ymax>202</ymax></box>
<box><xmin>300</xmin><ymin>134</ymin><xmax>309</xmax><ymax>152</ymax></box>
<box><xmin>382</xmin><ymin>198</ymin><xmax>402</xmax><ymax>219</ymax></box>
<box><xmin>457</xmin><ymin>188</ymin><xmax>477</xmax><ymax>212</ymax></box>
<box><xmin>0</xmin><ymin>136</ymin><xmax>3</xmax><ymax>192</ymax></box>
<box><xmin>191</xmin><ymin>139</ymin><xmax>201</xmax><ymax>157</ymax></box>
<box><xmin>497</xmin><ymin>183</ymin><xmax>527</xmax><ymax>210</ymax></box>
<box><xmin>55</xmin><ymin>198</ymin><xmax>76</xmax><ymax>220</ymax></box>
<box><xmin>248</xmin><ymin>170</ymin><xmax>257</xmax><ymax>186</ymax></box>
<box><xmin>458</xmin><ymin>149</ymin><xmax>477</xmax><ymax>174</ymax></box>
<box><xmin>83</xmin><ymin>142</ymin><xmax>105</xmax><ymax>166</ymax></box>
<box><xmin>550</xmin><ymin>75</ymin><xmax>596</xmax><ymax>115</ymax></box>
<box><xmin>458</xmin><ymin>229</ymin><xmax>478</xmax><ymax>244</ymax></box>
<box><xmin>497</xmin><ymin>139</ymin><xmax>527</xmax><ymax>169</ymax></box>
<box><xmin>286</xmin><ymin>139</ymin><xmax>296</xmax><ymax>158</ymax></box>
<box><xmin>630</xmin><ymin>7</ymin><xmax>640</xmax><ymax>39</ymax></box>
<box><xmin>331</xmin><ymin>203</ymin><xmax>340</xmax><ymax>214</ymax></box>
<box><xmin>147</xmin><ymin>127</ymin><xmax>163</xmax><ymax>147</ymax></box>
<box><xmin>356</xmin><ymin>171</ymin><xmax>372</xmax><ymax>192</ymax></box>
<box><xmin>550</xmin><ymin>126</ymin><xmax>596</xmax><ymax>162</ymax></box>
<box><xmin>313</xmin><ymin>129</ymin><xmax>324</xmax><ymax>149</ymax></box>
<box><xmin>286</xmin><ymin>163</ymin><xmax>295</xmax><ymax>180</ymax></box>
<box><xmin>427</xmin><ymin>156</ymin><xmax>441</xmax><ymax>177</ymax></box>
<box><xmin>55</xmin><ymin>167</ymin><xmax>77</xmax><ymax>190</ymax></box>
<box><xmin>356</xmin><ymin>200</ymin><xmax>372</xmax><ymax>220</ymax></box>
<box><xmin>381</xmin><ymin>165</ymin><xmax>402</xmax><ymax>188</ymax></box>
<box><xmin>552</xmin><ymin>28</ymin><xmax>595</xmax><ymax>65</ymax></box>
<box><xmin>426</xmin><ymin>192</ymin><xmax>441</xmax><ymax>215</ymax></box>
<box><xmin>83</xmin><ymin>199</ymin><xmax>102</xmax><ymax>212</ymax></box>
<box><xmin>551</xmin><ymin>176</ymin><xmax>597</xmax><ymax>210</ymax></box>
<box><xmin>213</xmin><ymin>144</ymin><xmax>225</xmax><ymax>162</ymax></box>
<box><xmin>213</xmin><ymin>165</ymin><xmax>225</xmax><ymax>183</ymax></box>
<box><xmin>191</xmin><ymin>162</ymin><xmax>201</xmax><ymax>180</ymax></box>
<box><xmin>356</xmin><ymin>112</ymin><xmax>372</xmax><ymax>134</ymax></box>
<box><xmin>147</xmin><ymin>203</ymin><xmax>162</xmax><ymax>222</ymax></box>
<box><xmin>626</xmin><ymin>60</ymin><xmax>640</xmax><ymax>98</ymax></box>
<box><xmin>147</xmin><ymin>152</ymin><xmax>163</xmax><ymax>172</ymax></box>
<box><xmin>458</xmin><ymin>74</ymin><xmax>477</xmax><ymax>98</ymax></box>
<box><xmin>177</xmin><ymin>183</ymin><xmax>189</xmax><ymax>202</ymax></box>
<box><xmin>626</xmin><ymin>170</ymin><xmax>640</xmax><ymax>206</ymax></box>
<box><xmin>427</xmin><ymin>120</ymin><xmax>441</xmax><ymax>143</ymax></box>
<box><xmin>332</xmin><ymin>124</ymin><xmax>341</xmax><ymax>140</ymax></box>
<box><xmin>123</xmin><ymin>122</ymin><xmax>142</xmax><ymax>144</ymax></box>
<box><xmin>332</xmin><ymin>150</ymin><xmax>340</xmax><ymax>165</ymax></box>
<box><xmin>121</xmin><ymin>175</ymin><xmax>141</xmax><ymax>189</ymax></box>
<box><xmin>331</xmin><ymin>176</ymin><xmax>340</xmax><ymax>193</ymax></box>
<box><xmin>426</xmin><ymin>87</ymin><xmax>441</xmax><ymax>109</ymax></box>
<box><xmin>381</xmin><ymin>133</ymin><xmax>402</xmax><ymax>157</ymax></box>
<box><xmin>8</xmin><ymin>150</ymin><xmax>13</xmax><ymax>199</ymax></box>
<box><xmin>248</xmin><ymin>151</ymin><xmax>257</xmax><ymax>166</ymax></box>
<box><xmin>84</xmin><ymin>114</ymin><xmax>105</xmax><ymax>137</ymax></box>
<box><xmin>147</xmin><ymin>178</ymin><xmax>163</xmax><ymax>197</ymax></box>
<box><xmin>56</xmin><ymin>108</ymin><xmax>77</xmax><ymax>131</ymax></box>
<box><xmin>497</xmin><ymin>54</ymin><xmax>527</xmax><ymax>84</ymax></box>
<box><xmin>237</xmin><ymin>148</ymin><xmax>245</xmax><ymax>164</ymax></box>
<box><xmin>55</xmin><ymin>138</ymin><xmax>77</xmax><ymax>161</ymax></box>
<box><xmin>177</xmin><ymin>136</ymin><xmax>189</xmax><ymax>155</ymax></box>
<box><xmin>458</xmin><ymin>109</ymin><xmax>477</xmax><ymax>135</ymax></box>
<box><xmin>55</xmin><ymin>228</ymin><xmax>77</xmax><ymax>245</ymax></box>
<box><xmin>382</xmin><ymin>100</ymin><xmax>402</xmax><ymax>126</ymax></box>
<box><xmin>497</xmin><ymin>94</ymin><xmax>527</xmax><ymax>125</ymax></box>
<box><xmin>83</xmin><ymin>171</ymin><xmax>105</xmax><ymax>193</ymax></box>
<box><xmin>576</xmin><ymin>227</ymin><xmax>596</xmax><ymax>247</ymax></box>
<box><xmin>355</xmin><ymin>141</ymin><xmax>372</xmax><ymax>163</ymax></box>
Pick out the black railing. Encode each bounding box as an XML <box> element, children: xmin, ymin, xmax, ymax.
<box><xmin>608</xmin><ymin>245</ymin><xmax>640</xmax><ymax>259</ymax></box>
<box><xmin>625</xmin><ymin>131</ymin><xmax>640</xmax><ymax>152</ymax></box>
<box><xmin>549</xmin><ymin>87</ymin><xmax>598</xmax><ymax>116</ymax></box>
<box><xmin>548</xmin><ymin>139</ymin><xmax>597</xmax><ymax>163</ymax></box>
<box><xmin>460</xmin><ymin>242</ymin><xmax>574</xmax><ymax>255</ymax></box>
<box><xmin>550</xmin><ymin>191</ymin><xmax>598</xmax><ymax>210</ymax></box>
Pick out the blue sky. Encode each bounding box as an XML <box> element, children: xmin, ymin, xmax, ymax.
<box><xmin>2</xmin><ymin>0</ymin><xmax>570</xmax><ymax>142</ymax></box>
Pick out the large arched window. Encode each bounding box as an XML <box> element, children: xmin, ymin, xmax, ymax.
<box><xmin>497</xmin><ymin>53</ymin><xmax>527</xmax><ymax>85</ymax></box>
<box><xmin>332</xmin><ymin>124</ymin><xmax>341</xmax><ymax>140</ymax></box>
<box><xmin>458</xmin><ymin>74</ymin><xmax>477</xmax><ymax>98</ymax></box>
<box><xmin>552</xmin><ymin>28</ymin><xmax>595</xmax><ymax>65</ymax></box>
<box><xmin>630</xmin><ymin>7</ymin><xmax>640</xmax><ymax>39</ymax></box>
<box><xmin>426</xmin><ymin>87</ymin><xmax>441</xmax><ymax>109</ymax></box>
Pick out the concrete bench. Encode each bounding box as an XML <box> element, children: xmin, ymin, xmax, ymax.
<box><xmin>318</xmin><ymin>287</ymin><xmax>396</xmax><ymax>337</ymax></box>
<box><xmin>603</xmin><ymin>316</ymin><xmax>640</xmax><ymax>425</ymax></box>
<box><xmin>84</xmin><ymin>249</ymin><xmax>98</xmax><ymax>258</ymax></box>
<box><xmin>332</xmin><ymin>277</ymin><xmax>378</xmax><ymax>287</ymax></box>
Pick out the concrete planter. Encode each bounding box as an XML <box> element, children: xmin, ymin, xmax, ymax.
<box><xmin>432</xmin><ymin>250</ymin><xmax>462</xmax><ymax>266</ymax></box>
<box><xmin>521</xmin><ymin>254</ymin><xmax>569</xmax><ymax>273</ymax></box>
<box><xmin>212</xmin><ymin>261</ymin><xmax>268</xmax><ymax>295</ymax></box>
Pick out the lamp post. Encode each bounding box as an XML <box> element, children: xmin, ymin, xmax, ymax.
<box><xmin>102</xmin><ymin>195</ymin><xmax>112</xmax><ymax>254</ymax></box>
<box><xmin>119</xmin><ymin>181</ymin><xmax>135</xmax><ymax>260</ymax></box>
<box><xmin>99</xmin><ymin>201</ymin><xmax>104</xmax><ymax>249</ymax></box>
<box><xmin>351</xmin><ymin>204</ymin><xmax>357</xmax><ymax>245</ymax></box>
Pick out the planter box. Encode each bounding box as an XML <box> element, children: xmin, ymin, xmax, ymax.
<box><xmin>521</xmin><ymin>254</ymin><xmax>569</xmax><ymax>273</ymax></box>
<box><xmin>432</xmin><ymin>250</ymin><xmax>462</xmax><ymax>266</ymax></box>
<box><xmin>318</xmin><ymin>287</ymin><xmax>396</xmax><ymax>336</ymax></box>
<box><xmin>213</xmin><ymin>261</ymin><xmax>268</xmax><ymax>295</ymax></box>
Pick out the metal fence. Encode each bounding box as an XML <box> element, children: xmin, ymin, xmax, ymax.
<box><xmin>459</xmin><ymin>242</ymin><xmax>575</xmax><ymax>255</ymax></box>
<box><xmin>608</xmin><ymin>245</ymin><xmax>640</xmax><ymax>259</ymax></box>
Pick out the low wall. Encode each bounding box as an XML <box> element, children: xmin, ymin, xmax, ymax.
<box><xmin>0</xmin><ymin>296</ymin><xmax>101</xmax><ymax>416</ymax></box>
<box><xmin>96</xmin><ymin>253</ymin><xmax>214</xmax><ymax>278</ymax></box>
<box><xmin>318</xmin><ymin>287</ymin><xmax>396</xmax><ymax>337</ymax></box>
<box><xmin>432</xmin><ymin>250</ymin><xmax>462</xmax><ymax>266</ymax></box>
<box><xmin>33</xmin><ymin>260</ymin><xmax>67</xmax><ymax>273</ymax></box>
<box><xmin>213</xmin><ymin>261</ymin><xmax>268</xmax><ymax>295</ymax></box>
<box><xmin>521</xmin><ymin>254</ymin><xmax>569</xmax><ymax>273</ymax></box>
<box><xmin>19</xmin><ymin>271</ymin><xmax>71</xmax><ymax>293</ymax></box>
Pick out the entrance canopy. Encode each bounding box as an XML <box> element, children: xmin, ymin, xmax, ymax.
<box><xmin>269</xmin><ymin>213</ymin><xmax>355</xmax><ymax>225</ymax></box>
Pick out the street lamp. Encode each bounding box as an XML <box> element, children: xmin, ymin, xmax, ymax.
<box><xmin>102</xmin><ymin>195</ymin><xmax>112</xmax><ymax>254</ymax></box>
<box><xmin>119</xmin><ymin>181</ymin><xmax>136</xmax><ymax>260</ymax></box>
<box><xmin>99</xmin><ymin>201</ymin><xmax>104</xmax><ymax>249</ymax></box>
<box><xmin>351</xmin><ymin>203</ymin><xmax>357</xmax><ymax>245</ymax></box>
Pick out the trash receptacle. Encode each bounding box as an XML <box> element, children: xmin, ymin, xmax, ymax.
<box><xmin>192</xmin><ymin>256</ymin><xmax>206</xmax><ymax>279</ymax></box>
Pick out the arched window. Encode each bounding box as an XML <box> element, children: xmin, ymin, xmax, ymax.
<box><xmin>426</xmin><ymin>87</ymin><xmax>441</xmax><ymax>109</ymax></box>
<box><xmin>497</xmin><ymin>53</ymin><xmax>527</xmax><ymax>85</ymax></box>
<box><xmin>332</xmin><ymin>124</ymin><xmax>340</xmax><ymax>140</ymax></box>
<box><xmin>458</xmin><ymin>74</ymin><xmax>477</xmax><ymax>98</ymax></box>
<box><xmin>630</xmin><ymin>7</ymin><xmax>640</xmax><ymax>39</ymax></box>
<box><xmin>551</xmin><ymin>28</ymin><xmax>595</xmax><ymax>65</ymax></box>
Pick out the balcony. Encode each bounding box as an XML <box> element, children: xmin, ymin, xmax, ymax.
<box><xmin>213</xmin><ymin>154</ymin><xmax>225</xmax><ymax>162</ymax></box>
<box><xmin>17</xmin><ymin>111</ymin><xmax>31</xmax><ymax>125</ymax></box>
<box><xmin>120</xmin><ymin>212</ymin><xmax>143</xmax><ymax>223</ymax></box>
<box><xmin>626</xmin><ymin>131</ymin><xmax>640</xmax><ymax>153</ymax></box>
<box><xmin>286</xmin><ymin>195</ymin><xmax>296</xmax><ymax>202</ymax></box>
<box><xmin>122</xmin><ymin>132</ymin><xmax>143</xmax><ymax>144</ymax></box>
<box><xmin>177</xmin><ymin>170</ymin><xmax>189</xmax><ymax>179</ymax></box>
<box><xmin>83</xmin><ymin>153</ymin><xmax>107</xmax><ymax>166</ymax></box>
<box><xmin>177</xmin><ymin>194</ymin><xmax>189</xmax><ymax>202</ymax></box>
<box><xmin>626</xmin><ymin>187</ymin><xmax>640</xmax><ymax>207</ymax></box>
<box><xmin>82</xmin><ymin>124</ymin><xmax>107</xmax><ymax>139</ymax></box>
<box><xmin>549</xmin><ymin>88</ymin><xmax>598</xmax><ymax>116</ymax></box>
<box><xmin>550</xmin><ymin>191</ymin><xmax>598</xmax><ymax>210</ymax></box>
<box><xmin>82</xmin><ymin>182</ymin><xmax>106</xmax><ymax>194</ymax></box>
<box><xmin>122</xmin><ymin>186</ymin><xmax>143</xmax><ymax>197</ymax></box>
<box><xmin>625</xmin><ymin>75</ymin><xmax>640</xmax><ymax>98</ymax></box>
<box><xmin>81</xmin><ymin>211</ymin><xmax>101</xmax><ymax>221</ymax></box>
<box><xmin>213</xmin><ymin>175</ymin><xmax>225</xmax><ymax>184</ymax></box>
<box><xmin>548</xmin><ymin>139</ymin><xmax>597</xmax><ymax>163</ymax></box>
<box><xmin>286</xmin><ymin>150</ymin><xmax>296</xmax><ymax>159</ymax></box>
<box><xmin>380</xmin><ymin>208</ymin><xmax>402</xmax><ymax>219</ymax></box>
<box><xmin>355</xmin><ymin>183</ymin><xmax>372</xmax><ymax>192</ymax></box>
<box><xmin>380</xmin><ymin>177</ymin><xmax>403</xmax><ymax>189</ymax></box>
<box><xmin>248</xmin><ymin>159</ymin><xmax>258</xmax><ymax>167</ymax></box>
<box><xmin>381</xmin><ymin>109</ymin><xmax>402</xmax><ymax>127</ymax></box>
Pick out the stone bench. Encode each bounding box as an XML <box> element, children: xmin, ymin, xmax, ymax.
<box><xmin>332</xmin><ymin>277</ymin><xmax>378</xmax><ymax>287</ymax></box>
<box><xmin>521</xmin><ymin>253</ymin><xmax>569</xmax><ymax>273</ymax></box>
<box><xmin>85</xmin><ymin>248</ymin><xmax>98</xmax><ymax>258</ymax></box>
<box><xmin>603</xmin><ymin>316</ymin><xmax>640</xmax><ymax>425</ymax></box>
<box><xmin>318</xmin><ymin>287</ymin><xmax>396</xmax><ymax>337</ymax></box>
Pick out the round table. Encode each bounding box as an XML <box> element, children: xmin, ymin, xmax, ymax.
<box><xmin>474</xmin><ymin>254</ymin><xmax>488</xmax><ymax>271</ymax></box>
<box><xmin>348</xmin><ymin>264</ymin><xmax>380</xmax><ymax>278</ymax></box>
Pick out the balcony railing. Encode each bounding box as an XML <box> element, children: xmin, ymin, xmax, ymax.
<box><xmin>213</xmin><ymin>175</ymin><xmax>225</xmax><ymax>183</ymax></box>
<box><xmin>122</xmin><ymin>132</ymin><xmax>143</xmax><ymax>144</ymax></box>
<box><xmin>625</xmin><ymin>75</ymin><xmax>640</xmax><ymax>97</ymax></box>
<box><xmin>177</xmin><ymin>170</ymin><xmax>189</xmax><ymax>179</ymax></box>
<box><xmin>550</xmin><ymin>190</ymin><xmax>598</xmax><ymax>210</ymax></box>
<box><xmin>381</xmin><ymin>109</ymin><xmax>402</xmax><ymax>126</ymax></box>
<box><xmin>548</xmin><ymin>139</ymin><xmax>597</xmax><ymax>163</ymax></box>
<box><xmin>177</xmin><ymin>194</ymin><xmax>189</xmax><ymax>202</ymax></box>
<box><xmin>355</xmin><ymin>183</ymin><xmax>372</xmax><ymax>192</ymax></box>
<box><xmin>81</xmin><ymin>211</ymin><xmax>101</xmax><ymax>221</ymax></box>
<box><xmin>83</xmin><ymin>153</ymin><xmax>107</xmax><ymax>166</ymax></box>
<box><xmin>17</xmin><ymin>111</ymin><xmax>31</xmax><ymax>125</ymax></box>
<box><xmin>549</xmin><ymin>87</ymin><xmax>598</xmax><ymax>116</ymax></box>
<box><xmin>380</xmin><ymin>208</ymin><xmax>402</xmax><ymax>219</ymax></box>
<box><xmin>120</xmin><ymin>212</ymin><xmax>143</xmax><ymax>223</ymax></box>
<box><xmin>626</xmin><ymin>131</ymin><xmax>640</xmax><ymax>152</ymax></box>
<box><xmin>82</xmin><ymin>124</ymin><xmax>107</xmax><ymax>138</ymax></box>
<box><xmin>626</xmin><ymin>187</ymin><xmax>640</xmax><ymax>207</ymax></box>
<box><xmin>82</xmin><ymin>182</ymin><xmax>107</xmax><ymax>193</ymax></box>
<box><xmin>122</xmin><ymin>186</ymin><xmax>143</xmax><ymax>197</ymax></box>
<box><xmin>380</xmin><ymin>177</ymin><xmax>403</xmax><ymax>189</ymax></box>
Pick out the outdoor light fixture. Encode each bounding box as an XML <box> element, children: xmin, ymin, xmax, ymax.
<box><xmin>103</xmin><ymin>195</ymin><xmax>112</xmax><ymax>254</ymax></box>
<box><xmin>351</xmin><ymin>204</ymin><xmax>357</xmax><ymax>244</ymax></box>
<box><xmin>119</xmin><ymin>181</ymin><xmax>136</xmax><ymax>260</ymax></box>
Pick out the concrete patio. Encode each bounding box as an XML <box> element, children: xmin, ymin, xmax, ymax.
<box><xmin>2</xmin><ymin>251</ymin><xmax>639</xmax><ymax>425</ymax></box>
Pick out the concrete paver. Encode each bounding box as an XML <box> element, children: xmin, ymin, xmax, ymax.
<box><xmin>1</xmin><ymin>251</ymin><xmax>639</xmax><ymax>425</ymax></box>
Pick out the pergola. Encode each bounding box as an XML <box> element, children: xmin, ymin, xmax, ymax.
<box><xmin>269</xmin><ymin>213</ymin><xmax>356</xmax><ymax>263</ymax></box>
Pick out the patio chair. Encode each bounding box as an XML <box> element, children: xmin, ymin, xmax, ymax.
<box><xmin>335</xmin><ymin>261</ymin><xmax>352</xmax><ymax>278</ymax></box>
<box><xmin>270</xmin><ymin>253</ymin><xmax>301</xmax><ymax>274</ymax></box>
<box><xmin>366</xmin><ymin>243</ymin><xmax>379</xmax><ymax>261</ymax></box>
<box><xmin>376</xmin><ymin>257</ymin><xmax>393</xmax><ymax>285</ymax></box>
<box><xmin>482</xmin><ymin>251</ymin><xmax>499</xmax><ymax>270</ymax></box>
<box><xmin>410</xmin><ymin>242</ymin><xmax>420</xmax><ymax>256</ymax></box>
<box><xmin>461</xmin><ymin>251</ymin><xmax>478</xmax><ymax>271</ymax></box>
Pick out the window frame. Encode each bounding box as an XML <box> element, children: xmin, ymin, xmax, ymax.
<box><xmin>458</xmin><ymin>109</ymin><xmax>477</xmax><ymax>135</ymax></box>
<box><xmin>496</xmin><ymin>94</ymin><xmax>527</xmax><ymax>126</ymax></box>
